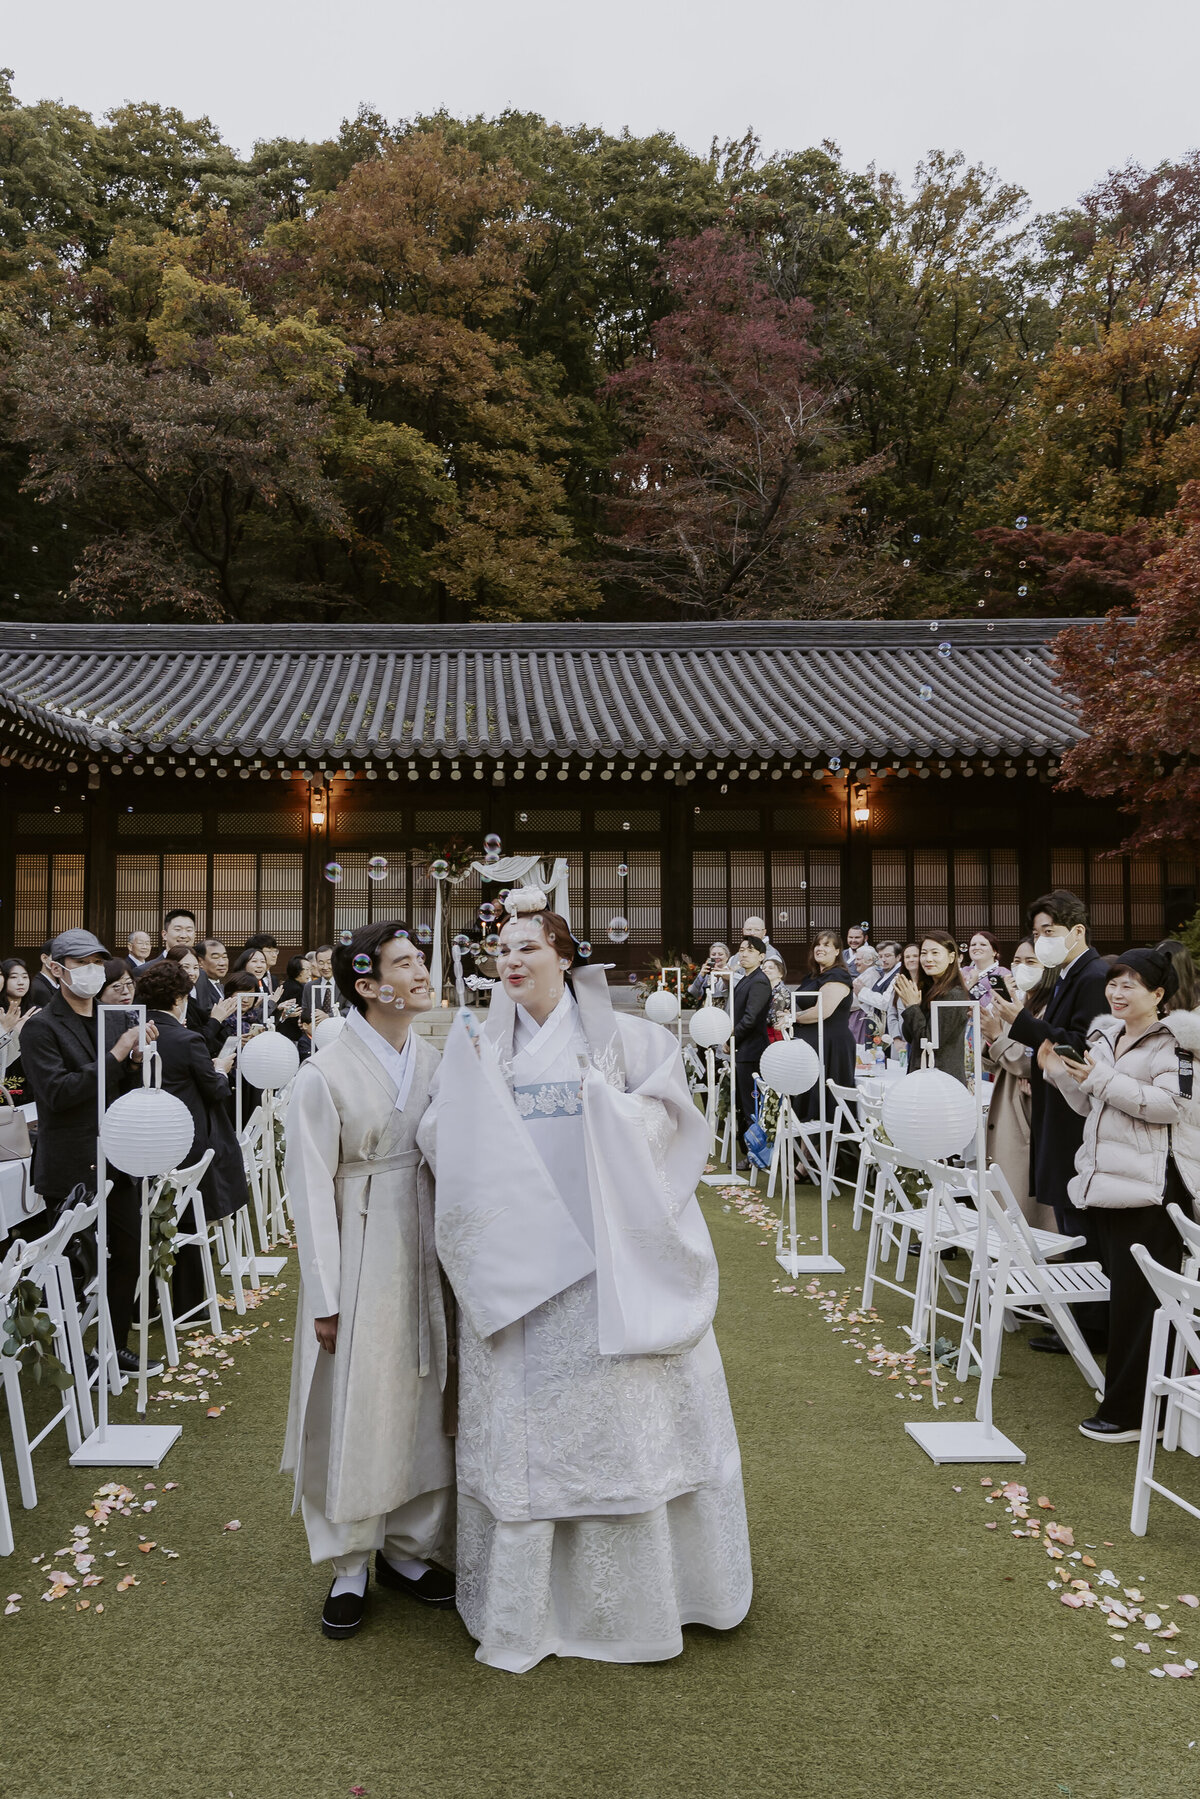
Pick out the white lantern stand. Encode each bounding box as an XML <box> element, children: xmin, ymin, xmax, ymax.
<box><xmin>70</xmin><ymin>1006</ymin><xmax>185</xmax><ymax>1468</ymax></box>
<box><xmin>234</xmin><ymin>994</ymin><xmax>289</xmax><ymax>1278</ymax></box>
<box><xmin>240</xmin><ymin>1016</ymin><xmax>299</xmax><ymax>1254</ymax></box>
<box><xmin>652</xmin><ymin>967</ymin><xmax>685</xmax><ymax>1045</ymax></box>
<box><xmin>901</xmin><ymin>997</ymin><xmax>1025</xmax><ymax>1467</ymax></box>
<box><xmin>691</xmin><ymin>1003</ymin><xmax>739</xmax><ymax>1185</ymax></box>
<box><xmin>775</xmin><ymin>1002</ymin><xmax>842</xmax><ymax>1277</ymax></box>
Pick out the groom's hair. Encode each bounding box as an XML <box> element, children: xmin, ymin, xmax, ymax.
<box><xmin>332</xmin><ymin>919</ymin><xmax>413</xmax><ymax>1014</ymax></box>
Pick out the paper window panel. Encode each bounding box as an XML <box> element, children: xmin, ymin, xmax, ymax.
<box><xmin>211</xmin><ymin>854</ymin><xmax>257</xmax><ymax>946</ymax></box>
<box><xmin>870</xmin><ymin>849</ymin><xmax>907</xmax><ymax>940</ymax></box>
<box><xmin>952</xmin><ymin>849</ymin><xmax>989</xmax><ymax>938</ymax></box>
<box><xmin>807</xmin><ymin>849</ymin><xmax>842</xmax><ymax>937</ymax></box>
<box><xmin>991</xmin><ymin>850</ymin><xmax>1021</xmax><ymax>941</ymax></box>
<box><xmin>728</xmin><ymin>851</ymin><xmax>766</xmax><ymax>939</ymax></box>
<box><xmin>692</xmin><ymin>851</ymin><xmax>728</xmax><ymax>943</ymax></box>
<box><xmin>1051</xmin><ymin>849</ymin><xmax>1086</xmax><ymax>895</ymax></box>
<box><xmin>913</xmin><ymin>850</ymin><xmax>948</xmax><ymax>935</ymax></box>
<box><xmin>14</xmin><ymin>855</ymin><xmax>48</xmax><ymax>945</ymax></box>
<box><xmin>1129</xmin><ymin>856</ymin><xmax>1164</xmax><ymax>945</ymax></box>
<box><xmin>1087</xmin><ymin>853</ymin><xmax>1125</xmax><ymax>941</ymax></box>
<box><xmin>767</xmin><ymin>851</ymin><xmax>808</xmax><ymax>944</ymax></box>
<box><xmin>114</xmin><ymin>855</ymin><xmax>162</xmax><ymax>943</ymax></box>
<box><xmin>258</xmin><ymin>854</ymin><xmax>305</xmax><ymax>946</ymax></box>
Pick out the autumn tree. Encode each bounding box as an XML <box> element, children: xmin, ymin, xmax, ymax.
<box><xmin>1053</xmin><ymin>480</ymin><xmax>1200</xmax><ymax>850</ymax></box>
<box><xmin>604</xmin><ymin>229</ymin><xmax>891</xmax><ymax>617</ymax></box>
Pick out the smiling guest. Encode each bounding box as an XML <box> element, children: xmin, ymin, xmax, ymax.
<box><xmin>1043</xmin><ymin>947</ymin><xmax>1200</xmax><ymax>1442</ymax></box>
<box><xmin>894</xmin><ymin>930</ymin><xmax>971</xmax><ymax>1083</ymax></box>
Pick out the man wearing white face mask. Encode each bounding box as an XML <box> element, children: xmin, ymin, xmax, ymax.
<box><xmin>19</xmin><ymin>929</ymin><xmax>160</xmax><ymax>1370</ymax></box>
<box><xmin>987</xmin><ymin>889</ymin><xmax>1112</xmax><ymax>1353</ymax></box>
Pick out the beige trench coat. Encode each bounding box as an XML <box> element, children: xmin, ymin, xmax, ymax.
<box><xmin>984</xmin><ymin>1029</ymin><xmax>1056</xmax><ymax>1231</ymax></box>
<box><xmin>280</xmin><ymin>1027</ymin><xmax>453</xmax><ymax>1524</ymax></box>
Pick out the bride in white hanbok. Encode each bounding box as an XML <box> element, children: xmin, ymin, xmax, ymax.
<box><xmin>417</xmin><ymin>889</ymin><xmax>752</xmax><ymax>1673</ymax></box>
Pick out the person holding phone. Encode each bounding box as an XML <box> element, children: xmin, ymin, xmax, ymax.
<box><xmin>1041</xmin><ymin>947</ymin><xmax>1200</xmax><ymax>1441</ymax></box>
<box><xmin>979</xmin><ymin>939</ymin><xmax>1057</xmax><ymax>1230</ymax></box>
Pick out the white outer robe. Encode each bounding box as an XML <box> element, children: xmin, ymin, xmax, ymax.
<box><xmin>418</xmin><ymin>969</ymin><xmax>752</xmax><ymax>1671</ymax></box>
<box><xmin>281</xmin><ymin>1027</ymin><xmax>454</xmax><ymax>1527</ymax></box>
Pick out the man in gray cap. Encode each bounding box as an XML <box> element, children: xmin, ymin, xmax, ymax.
<box><xmin>19</xmin><ymin>928</ymin><xmax>160</xmax><ymax>1373</ymax></box>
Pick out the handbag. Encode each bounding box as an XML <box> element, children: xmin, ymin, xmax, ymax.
<box><xmin>0</xmin><ymin>1084</ymin><xmax>32</xmax><ymax>1162</ymax></box>
<box><xmin>743</xmin><ymin>1084</ymin><xmax>773</xmax><ymax>1171</ymax></box>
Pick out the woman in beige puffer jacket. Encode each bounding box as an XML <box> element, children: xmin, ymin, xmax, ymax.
<box><xmin>1043</xmin><ymin>947</ymin><xmax>1200</xmax><ymax>1442</ymax></box>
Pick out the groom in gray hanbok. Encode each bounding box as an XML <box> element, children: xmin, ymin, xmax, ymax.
<box><xmin>282</xmin><ymin>921</ymin><xmax>455</xmax><ymax>1638</ymax></box>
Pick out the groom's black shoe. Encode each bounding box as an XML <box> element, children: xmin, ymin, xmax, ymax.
<box><xmin>321</xmin><ymin>1582</ymin><xmax>367</xmax><ymax>1639</ymax></box>
<box><xmin>374</xmin><ymin>1552</ymin><xmax>456</xmax><ymax>1608</ymax></box>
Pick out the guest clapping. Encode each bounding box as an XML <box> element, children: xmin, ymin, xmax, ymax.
<box><xmin>894</xmin><ymin>931</ymin><xmax>971</xmax><ymax>1084</ymax></box>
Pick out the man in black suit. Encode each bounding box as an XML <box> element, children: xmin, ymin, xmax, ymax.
<box><xmin>27</xmin><ymin>941</ymin><xmax>60</xmax><ymax>1009</ymax></box>
<box><xmin>732</xmin><ymin>935</ymin><xmax>773</xmax><ymax>1167</ymax></box>
<box><xmin>988</xmin><ymin>888</ymin><xmax>1112</xmax><ymax>1352</ymax></box>
<box><xmin>124</xmin><ymin>931</ymin><xmax>154</xmax><ymax>976</ymax></box>
<box><xmin>300</xmin><ymin>945</ymin><xmax>343</xmax><ymax>1029</ymax></box>
<box><xmin>19</xmin><ymin>928</ymin><xmax>160</xmax><ymax>1371</ymax></box>
<box><xmin>141</xmin><ymin>909</ymin><xmax>198</xmax><ymax>970</ymax></box>
<box><xmin>194</xmin><ymin>939</ymin><xmax>229</xmax><ymax>1014</ymax></box>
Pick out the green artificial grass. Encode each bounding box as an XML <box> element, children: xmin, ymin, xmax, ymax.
<box><xmin>3</xmin><ymin>1186</ymin><xmax>1199</xmax><ymax>1799</ymax></box>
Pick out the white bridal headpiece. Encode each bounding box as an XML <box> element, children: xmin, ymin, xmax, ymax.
<box><xmin>503</xmin><ymin>886</ymin><xmax>548</xmax><ymax>918</ymax></box>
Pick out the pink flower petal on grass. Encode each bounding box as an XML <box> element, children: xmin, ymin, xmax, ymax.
<box><xmin>223</xmin><ymin>1520</ymin><xmax>241</xmax><ymax>1532</ymax></box>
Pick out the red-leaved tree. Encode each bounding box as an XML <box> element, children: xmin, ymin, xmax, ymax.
<box><xmin>1053</xmin><ymin>481</ymin><xmax>1200</xmax><ymax>850</ymax></box>
<box><xmin>603</xmin><ymin>229</ymin><xmax>891</xmax><ymax>617</ymax></box>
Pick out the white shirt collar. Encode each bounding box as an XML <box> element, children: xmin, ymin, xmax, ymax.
<box><xmin>345</xmin><ymin>1007</ymin><xmax>417</xmax><ymax>1113</ymax></box>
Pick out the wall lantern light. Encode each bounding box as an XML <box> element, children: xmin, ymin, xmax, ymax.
<box><xmin>851</xmin><ymin>783</ymin><xmax>871</xmax><ymax>826</ymax></box>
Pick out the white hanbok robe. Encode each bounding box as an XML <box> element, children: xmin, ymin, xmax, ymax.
<box><xmin>418</xmin><ymin>967</ymin><xmax>752</xmax><ymax>1672</ymax></box>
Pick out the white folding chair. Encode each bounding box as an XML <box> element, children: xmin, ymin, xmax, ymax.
<box><xmin>860</xmin><ymin>1136</ymin><xmax>938</xmax><ymax>1310</ymax></box>
<box><xmin>1165</xmin><ymin>1202</ymin><xmax>1200</xmax><ymax>1455</ymax></box>
<box><xmin>146</xmin><ymin>1150</ymin><xmax>220</xmax><ymax>1364</ymax></box>
<box><xmin>964</xmin><ymin>1169</ymin><xmax>1108</xmax><ymax>1393</ymax></box>
<box><xmin>827</xmin><ymin>1082</ymin><xmax>879</xmax><ymax>1229</ymax></box>
<box><xmin>1130</xmin><ymin>1244</ymin><xmax>1200</xmax><ymax>1535</ymax></box>
<box><xmin>0</xmin><ymin>1240</ymin><xmax>25</xmax><ymax>1553</ymax></box>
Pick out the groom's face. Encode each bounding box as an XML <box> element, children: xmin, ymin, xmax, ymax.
<box><xmin>360</xmin><ymin>933</ymin><xmax>432</xmax><ymax>1015</ymax></box>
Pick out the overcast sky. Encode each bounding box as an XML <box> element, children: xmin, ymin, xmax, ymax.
<box><xmin>6</xmin><ymin>0</ymin><xmax>1199</xmax><ymax>215</ymax></box>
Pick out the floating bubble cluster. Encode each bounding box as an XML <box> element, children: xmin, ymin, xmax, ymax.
<box><xmin>608</xmin><ymin>917</ymin><xmax>630</xmax><ymax>944</ymax></box>
<box><xmin>484</xmin><ymin>833</ymin><xmax>502</xmax><ymax>853</ymax></box>
<box><xmin>367</xmin><ymin>855</ymin><xmax>388</xmax><ymax>882</ymax></box>
<box><xmin>429</xmin><ymin>859</ymin><xmax>449</xmax><ymax>879</ymax></box>
<box><xmin>323</xmin><ymin>861</ymin><xmax>343</xmax><ymax>885</ymax></box>
<box><xmin>416</xmin><ymin>924</ymin><xmax>433</xmax><ymax>945</ymax></box>
<box><xmin>479</xmin><ymin>902</ymin><xmax>498</xmax><ymax>924</ymax></box>
<box><xmin>338</xmin><ymin>930</ymin><xmax>353</xmax><ymax>946</ymax></box>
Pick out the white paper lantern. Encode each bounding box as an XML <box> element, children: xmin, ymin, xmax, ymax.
<box><xmin>100</xmin><ymin>1087</ymin><xmax>195</xmax><ymax>1178</ymax></box>
<box><xmin>239</xmin><ymin>1030</ymin><xmax>300</xmax><ymax>1091</ymax></box>
<box><xmin>689</xmin><ymin>1006</ymin><xmax>732</xmax><ymax>1049</ymax></box>
<box><xmin>313</xmin><ymin>1014</ymin><xmax>345</xmax><ymax>1050</ymax></box>
<box><xmin>644</xmin><ymin>988</ymin><xmax>681</xmax><ymax>1025</ymax></box>
<box><xmin>881</xmin><ymin>1069</ymin><xmax>977</xmax><ymax>1161</ymax></box>
<box><xmin>759</xmin><ymin>1038</ymin><xmax>820</xmax><ymax>1097</ymax></box>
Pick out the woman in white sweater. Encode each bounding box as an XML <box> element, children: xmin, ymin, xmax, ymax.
<box><xmin>1043</xmin><ymin>946</ymin><xmax>1200</xmax><ymax>1444</ymax></box>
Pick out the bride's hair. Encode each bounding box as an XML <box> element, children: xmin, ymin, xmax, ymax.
<box><xmin>501</xmin><ymin>905</ymin><xmax>583</xmax><ymax>968</ymax></box>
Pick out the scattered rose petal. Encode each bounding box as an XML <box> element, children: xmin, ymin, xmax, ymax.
<box><xmin>94</xmin><ymin>1604</ymin><xmax>103</xmax><ymax>1614</ymax></box>
<box><xmin>1111</xmin><ymin>1657</ymin><xmax>1126</xmax><ymax>1668</ymax></box>
<box><xmin>4</xmin><ymin>1603</ymin><xmax>19</xmax><ymax>1616</ymax></box>
<box><xmin>136</xmin><ymin>1542</ymin><xmax>156</xmax><ymax>1555</ymax></box>
<box><xmin>1037</xmin><ymin>1496</ymin><xmax>1055</xmax><ymax>1510</ymax></box>
<box><xmin>1144</xmin><ymin>1613</ymin><xmax>1162</xmax><ymax>1631</ymax></box>
<box><xmin>223</xmin><ymin>1520</ymin><xmax>241</xmax><ymax>1532</ymax></box>
<box><xmin>1060</xmin><ymin>1594</ymin><xmax>1085</xmax><ymax>1609</ymax></box>
<box><xmin>206</xmin><ymin>1407</ymin><xmax>224</xmax><ymax>1418</ymax></box>
<box><xmin>163</xmin><ymin>1482</ymin><xmax>178</xmax><ymax>1491</ymax></box>
<box><xmin>1165</xmin><ymin>1664</ymin><xmax>1194</xmax><ymax>1678</ymax></box>
<box><xmin>1180</xmin><ymin>1595</ymin><xmax>1200</xmax><ymax>1608</ymax></box>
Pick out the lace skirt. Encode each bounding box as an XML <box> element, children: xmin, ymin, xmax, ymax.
<box><xmin>456</xmin><ymin>1465</ymin><xmax>753</xmax><ymax>1673</ymax></box>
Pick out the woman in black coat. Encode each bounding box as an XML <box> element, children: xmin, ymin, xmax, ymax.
<box><xmin>792</xmin><ymin>931</ymin><xmax>856</xmax><ymax>1121</ymax></box>
<box><xmin>132</xmin><ymin>959</ymin><xmax>251</xmax><ymax>1226</ymax></box>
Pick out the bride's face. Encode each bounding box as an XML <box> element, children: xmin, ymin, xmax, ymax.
<box><xmin>497</xmin><ymin>916</ymin><xmax>566</xmax><ymax>1009</ymax></box>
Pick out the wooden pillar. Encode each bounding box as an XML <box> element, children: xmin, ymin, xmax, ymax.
<box><xmin>85</xmin><ymin>775</ymin><xmax>114</xmax><ymax>949</ymax></box>
<box><xmin>664</xmin><ymin>784</ymin><xmax>692</xmax><ymax>953</ymax></box>
<box><xmin>1021</xmin><ymin>775</ymin><xmax>1052</xmax><ymax>917</ymax></box>
<box><xmin>843</xmin><ymin>774</ymin><xmax>872</xmax><ymax>937</ymax></box>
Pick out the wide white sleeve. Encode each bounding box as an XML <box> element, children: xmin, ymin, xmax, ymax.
<box><xmin>283</xmin><ymin>1062</ymin><xmax>343</xmax><ymax>1318</ymax></box>
<box><xmin>584</xmin><ymin>1018</ymin><xmax>718</xmax><ymax>1357</ymax></box>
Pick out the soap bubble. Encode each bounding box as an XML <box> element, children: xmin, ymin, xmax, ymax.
<box><xmin>416</xmin><ymin>924</ymin><xmax>433</xmax><ymax>945</ymax></box>
<box><xmin>429</xmin><ymin>858</ymin><xmax>448</xmax><ymax>879</ymax></box>
<box><xmin>621</xmin><ymin>820</ymin><xmax>631</xmax><ymax>831</ymax></box>
<box><xmin>452</xmin><ymin>932</ymin><xmax>471</xmax><ymax>949</ymax></box>
<box><xmin>987</xmin><ymin>623</ymin><xmax>995</xmax><ymax>632</ymax></box>
<box><xmin>484</xmin><ymin>850</ymin><xmax>501</xmax><ymax>865</ymax></box>
<box><xmin>379</xmin><ymin>984</ymin><xmax>394</xmax><ymax>1002</ymax></box>
<box><xmin>323</xmin><ymin>861</ymin><xmax>343</xmax><ymax>884</ymax></box>
<box><xmin>352</xmin><ymin>953</ymin><xmax>372</xmax><ymax>973</ymax></box>
<box><xmin>366</xmin><ymin>855</ymin><xmax>388</xmax><ymax>882</ymax></box>
<box><xmin>478</xmin><ymin>901</ymin><xmax>498</xmax><ymax>924</ymax></box>
<box><xmin>1072</xmin><ymin>344</ymin><xmax>1081</xmax><ymax>355</ymax></box>
<box><xmin>338</xmin><ymin>930</ymin><xmax>353</xmax><ymax>945</ymax></box>
<box><xmin>938</xmin><ymin>641</ymin><xmax>952</xmax><ymax>657</ymax></box>
<box><xmin>608</xmin><ymin>916</ymin><xmax>630</xmax><ymax>944</ymax></box>
<box><xmin>518</xmin><ymin>812</ymin><xmax>528</xmax><ymax>823</ymax></box>
<box><xmin>628</xmin><ymin>972</ymin><xmax>638</xmax><ymax>985</ymax></box>
<box><xmin>778</xmin><ymin>911</ymin><xmax>788</xmax><ymax>925</ymax></box>
<box><xmin>912</xmin><ymin>533</ymin><xmax>920</xmax><ymax>543</ymax></box>
<box><xmin>483</xmin><ymin>932</ymin><xmax>501</xmax><ymax>955</ymax></box>
<box><xmin>617</xmin><ymin>862</ymin><xmax>629</xmax><ymax>878</ymax></box>
<box><xmin>829</xmin><ymin>756</ymin><xmax>841</xmax><ymax>772</ymax></box>
<box><xmin>576</xmin><ymin>940</ymin><xmax>592</xmax><ymax>957</ymax></box>
<box><xmin>919</xmin><ymin>684</ymin><xmax>933</xmax><ymax>700</ymax></box>
<box><xmin>902</xmin><ymin>559</ymin><xmax>910</xmax><ymax>568</ymax></box>
<box><xmin>1018</xmin><ymin>584</ymin><xmax>1028</xmax><ymax>596</ymax></box>
<box><xmin>1015</xmin><ymin>515</ymin><xmax>1027</xmax><ymax>529</ymax></box>
<box><xmin>392</xmin><ymin>927</ymin><xmax>410</xmax><ymax>940</ymax></box>
<box><xmin>861</xmin><ymin>921</ymin><xmax>870</xmax><ymax>931</ymax></box>
<box><xmin>393</xmin><ymin>998</ymin><xmax>406</xmax><ymax>1011</ymax></box>
<box><xmin>800</xmin><ymin>881</ymin><xmax>808</xmax><ymax>891</ymax></box>
<box><xmin>484</xmin><ymin>832</ymin><xmax>502</xmax><ymax>853</ymax></box>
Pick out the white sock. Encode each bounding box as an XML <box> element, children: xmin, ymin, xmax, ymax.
<box><xmin>330</xmin><ymin>1565</ymin><xmax>368</xmax><ymax>1599</ymax></box>
<box><xmin>383</xmin><ymin>1555</ymin><xmax>430</xmax><ymax>1580</ymax></box>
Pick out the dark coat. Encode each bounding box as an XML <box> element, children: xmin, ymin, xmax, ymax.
<box><xmin>146</xmin><ymin>1011</ymin><xmax>250</xmax><ymax>1221</ymax></box>
<box><xmin>194</xmin><ymin>970</ymin><xmax>225</xmax><ymax>1013</ymax></box>
<box><xmin>902</xmin><ymin>980</ymin><xmax>972</xmax><ymax>1084</ymax></box>
<box><xmin>300</xmin><ymin>977</ymin><xmax>343</xmax><ymax>1023</ymax></box>
<box><xmin>18</xmin><ymin>992</ymin><xmax>139</xmax><ymax>1198</ymax></box>
<box><xmin>1006</xmin><ymin>946</ymin><xmax>1113</xmax><ymax>1215</ymax></box>
<box><xmin>27</xmin><ymin>972</ymin><xmax>60</xmax><ymax>1010</ymax></box>
<box><xmin>733</xmin><ymin>967</ymin><xmax>772</xmax><ymax>1066</ymax></box>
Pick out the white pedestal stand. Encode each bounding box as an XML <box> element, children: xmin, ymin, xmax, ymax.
<box><xmin>658</xmin><ymin>965</ymin><xmax>685</xmax><ymax>1048</ymax></box>
<box><xmin>234</xmin><ymin>995</ymin><xmax>287</xmax><ymax>1279</ymax></box>
<box><xmin>776</xmin><ymin>1003</ymin><xmax>843</xmax><ymax>1277</ymax></box>
<box><xmin>903</xmin><ymin>998</ymin><xmax>1024</xmax><ymax>1467</ymax></box>
<box><xmin>694</xmin><ymin>984</ymin><xmax>743</xmax><ymax>1188</ymax></box>
<box><xmin>71</xmin><ymin>1005</ymin><xmax>181</xmax><ymax>1469</ymax></box>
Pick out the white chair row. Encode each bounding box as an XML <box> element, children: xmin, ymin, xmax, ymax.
<box><xmin>1131</xmin><ymin>1204</ymin><xmax>1200</xmax><ymax>1536</ymax></box>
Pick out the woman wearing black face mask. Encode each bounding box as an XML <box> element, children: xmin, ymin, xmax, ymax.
<box><xmin>979</xmin><ymin>939</ymin><xmax>1056</xmax><ymax>1229</ymax></box>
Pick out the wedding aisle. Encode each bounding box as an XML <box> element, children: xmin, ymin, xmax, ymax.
<box><xmin>4</xmin><ymin>1189</ymin><xmax>1198</xmax><ymax>1799</ymax></box>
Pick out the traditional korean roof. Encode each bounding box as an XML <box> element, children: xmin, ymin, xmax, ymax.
<box><xmin>0</xmin><ymin>618</ymin><xmax>1094</xmax><ymax>767</ymax></box>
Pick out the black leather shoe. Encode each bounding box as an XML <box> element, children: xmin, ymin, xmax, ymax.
<box><xmin>321</xmin><ymin>1582</ymin><xmax>367</xmax><ymax>1638</ymax></box>
<box><xmin>1028</xmin><ymin>1333</ymin><xmax>1069</xmax><ymax>1355</ymax></box>
<box><xmin>1079</xmin><ymin>1415</ymin><xmax>1142</xmax><ymax>1444</ymax></box>
<box><xmin>115</xmin><ymin>1346</ymin><xmax>163</xmax><ymax>1377</ymax></box>
<box><xmin>374</xmin><ymin>1553</ymin><xmax>456</xmax><ymax>1607</ymax></box>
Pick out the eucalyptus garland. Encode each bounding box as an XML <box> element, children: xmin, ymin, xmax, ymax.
<box><xmin>147</xmin><ymin>1185</ymin><xmax>179</xmax><ymax>1282</ymax></box>
<box><xmin>1</xmin><ymin>1279</ymin><xmax>74</xmax><ymax>1390</ymax></box>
